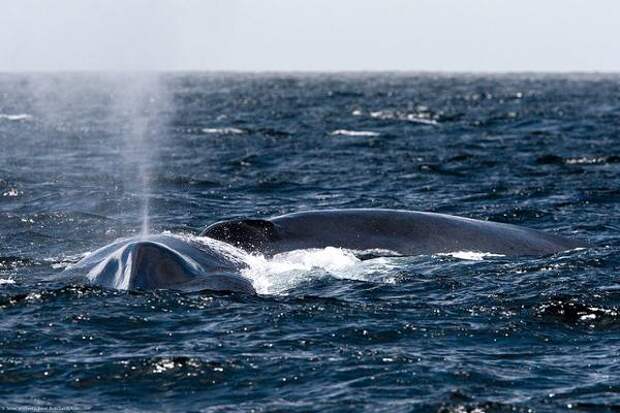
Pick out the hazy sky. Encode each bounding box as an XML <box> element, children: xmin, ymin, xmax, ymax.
<box><xmin>1</xmin><ymin>0</ymin><xmax>619</xmax><ymax>72</ymax></box>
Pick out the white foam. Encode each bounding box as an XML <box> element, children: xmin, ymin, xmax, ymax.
<box><xmin>240</xmin><ymin>247</ymin><xmax>359</xmax><ymax>294</ymax></box>
<box><xmin>243</xmin><ymin>248</ymin><xmax>404</xmax><ymax>295</ymax></box>
<box><xmin>565</xmin><ymin>157</ymin><xmax>606</xmax><ymax>165</ymax></box>
<box><xmin>330</xmin><ymin>129</ymin><xmax>380</xmax><ymax>137</ymax></box>
<box><xmin>369</xmin><ymin>110</ymin><xmax>439</xmax><ymax>125</ymax></box>
<box><xmin>405</xmin><ymin>114</ymin><xmax>439</xmax><ymax>125</ymax></box>
<box><xmin>201</xmin><ymin>127</ymin><xmax>244</xmax><ymax>135</ymax></box>
<box><xmin>179</xmin><ymin>233</ymin><xmax>401</xmax><ymax>295</ymax></box>
<box><xmin>2</xmin><ymin>188</ymin><xmax>20</xmax><ymax>197</ymax></box>
<box><xmin>0</xmin><ymin>114</ymin><xmax>32</xmax><ymax>121</ymax></box>
<box><xmin>436</xmin><ymin>251</ymin><xmax>505</xmax><ymax>261</ymax></box>
<box><xmin>0</xmin><ymin>277</ymin><xmax>15</xmax><ymax>286</ymax></box>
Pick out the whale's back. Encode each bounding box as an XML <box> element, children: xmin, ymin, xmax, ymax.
<box><xmin>202</xmin><ymin>209</ymin><xmax>586</xmax><ymax>257</ymax></box>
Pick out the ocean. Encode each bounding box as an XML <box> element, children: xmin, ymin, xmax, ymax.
<box><xmin>0</xmin><ymin>73</ymin><xmax>619</xmax><ymax>412</ymax></box>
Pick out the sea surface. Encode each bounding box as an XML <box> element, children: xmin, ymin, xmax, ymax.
<box><xmin>0</xmin><ymin>73</ymin><xmax>619</xmax><ymax>412</ymax></box>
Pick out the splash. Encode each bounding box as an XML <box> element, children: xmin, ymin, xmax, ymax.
<box><xmin>330</xmin><ymin>129</ymin><xmax>380</xmax><ymax>137</ymax></box>
<box><xmin>0</xmin><ymin>277</ymin><xmax>16</xmax><ymax>286</ymax></box>
<box><xmin>201</xmin><ymin>127</ymin><xmax>245</xmax><ymax>135</ymax></box>
<box><xmin>239</xmin><ymin>247</ymin><xmax>360</xmax><ymax>294</ymax></box>
<box><xmin>184</xmin><ymin>234</ymin><xmax>400</xmax><ymax>295</ymax></box>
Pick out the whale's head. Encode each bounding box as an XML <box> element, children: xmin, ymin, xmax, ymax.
<box><xmin>64</xmin><ymin>235</ymin><xmax>256</xmax><ymax>294</ymax></box>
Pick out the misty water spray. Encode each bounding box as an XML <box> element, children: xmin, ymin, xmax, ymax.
<box><xmin>112</xmin><ymin>74</ymin><xmax>168</xmax><ymax>236</ymax></box>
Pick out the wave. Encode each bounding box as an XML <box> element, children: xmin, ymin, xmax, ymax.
<box><xmin>330</xmin><ymin>129</ymin><xmax>380</xmax><ymax>137</ymax></box>
<box><xmin>201</xmin><ymin>127</ymin><xmax>245</xmax><ymax>135</ymax></box>
<box><xmin>368</xmin><ymin>110</ymin><xmax>439</xmax><ymax>125</ymax></box>
<box><xmin>2</xmin><ymin>188</ymin><xmax>20</xmax><ymax>197</ymax></box>
<box><xmin>0</xmin><ymin>113</ymin><xmax>32</xmax><ymax>121</ymax></box>
<box><xmin>0</xmin><ymin>277</ymin><xmax>15</xmax><ymax>286</ymax></box>
<box><xmin>0</xmin><ymin>255</ymin><xmax>34</xmax><ymax>269</ymax></box>
<box><xmin>436</xmin><ymin>251</ymin><xmax>506</xmax><ymax>261</ymax></box>
<box><xmin>535</xmin><ymin>297</ymin><xmax>620</xmax><ymax>327</ymax></box>
<box><xmin>536</xmin><ymin>154</ymin><xmax>620</xmax><ymax>165</ymax></box>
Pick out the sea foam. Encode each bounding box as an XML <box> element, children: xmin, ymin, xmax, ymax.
<box><xmin>330</xmin><ymin>129</ymin><xmax>380</xmax><ymax>137</ymax></box>
<box><xmin>0</xmin><ymin>113</ymin><xmax>32</xmax><ymax>121</ymax></box>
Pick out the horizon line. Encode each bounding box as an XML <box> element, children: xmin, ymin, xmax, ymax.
<box><xmin>1</xmin><ymin>69</ymin><xmax>619</xmax><ymax>75</ymax></box>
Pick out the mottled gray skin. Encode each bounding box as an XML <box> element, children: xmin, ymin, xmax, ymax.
<box><xmin>201</xmin><ymin>209</ymin><xmax>586</xmax><ymax>257</ymax></box>
<box><xmin>64</xmin><ymin>235</ymin><xmax>255</xmax><ymax>294</ymax></box>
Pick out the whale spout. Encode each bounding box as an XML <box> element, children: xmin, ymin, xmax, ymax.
<box><xmin>67</xmin><ymin>235</ymin><xmax>256</xmax><ymax>294</ymax></box>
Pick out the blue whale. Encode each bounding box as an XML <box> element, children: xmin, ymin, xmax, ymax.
<box><xmin>201</xmin><ymin>209</ymin><xmax>586</xmax><ymax>257</ymax></box>
<box><xmin>66</xmin><ymin>209</ymin><xmax>586</xmax><ymax>293</ymax></box>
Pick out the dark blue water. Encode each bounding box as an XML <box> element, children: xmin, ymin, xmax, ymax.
<box><xmin>1</xmin><ymin>73</ymin><xmax>619</xmax><ymax>412</ymax></box>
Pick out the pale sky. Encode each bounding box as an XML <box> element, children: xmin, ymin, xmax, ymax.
<box><xmin>1</xmin><ymin>0</ymin><xmax>619</xmax><ymax>72</ymax></box>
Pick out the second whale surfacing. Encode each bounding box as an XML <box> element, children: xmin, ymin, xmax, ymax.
<box><xmin>66</xmin><ymin>209</ymin><xmax>587</xmax><ymax>294</ymax></box>
<box><xmin>202</xmin><ymin>209</ymin><xmax>586</xmax><ymax>257</ymax></box>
